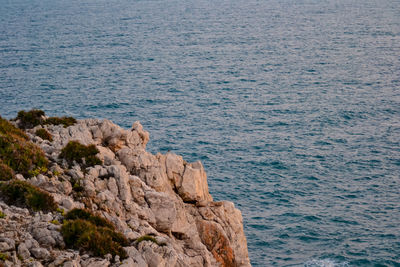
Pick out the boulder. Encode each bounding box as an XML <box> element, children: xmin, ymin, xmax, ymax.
<box><xmin>178</xmin><ymin>161</ymin><xmax>213</xmax><ymax>202</ymax></box>
<box><xmin>31</xmin><ymin>247</ymin><xmax>50</xmax><ymax>260</ymax></box>
<box><xmin>145</xmin><ymin>191</ymin><xmax>177</xmax><ymax>232</ymax></box>
<box><xmin>18</xmin><ymin>243</ymin><xmax>31</xmax><ymax>260</ymax></box>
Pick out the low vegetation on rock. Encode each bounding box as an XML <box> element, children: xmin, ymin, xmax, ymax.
<box><xmin>61</xmin><ymin>209</ymin><xmax>128</xmax><ymax>259</ymax></box>
<box><xmin>44</xmin><ymin>116</ymin><xmax>77</xmax><ymax>128</ymax></box>
<box><xmin>135</xmin><ymin>235</ymin><xmax>158</xmax><ymax>245</ymax></box>
<box><xmin>16</xmin><ymin>109</ymin><xmax>45</xmax><ymax>129</ymax></box>
<box><xmin>15</xmin><ymin>109</ymin><xmax>77</xmax><ymax>129</ymax></box>
<box><xmin>0</xmin><ymin>180</ymin><xmax>57</xmax><ymax>212</ymax></box>
<box><xmin>0</xmin><ymin>160</ymin><xmax>14</xmax><ymax>181</ymax></box>
<box><xmin>35</xmin><ymin>128</ymin><xmax>53</xmax><ymax>141</ymax></box>
<box><xmin>0</xmin><ymin>113</ymin><xmax>250</xmax><ymax>266</ymax></box>
<box><xmin>0</xmin><ymin>116</ymin><xmax>48</xmax><ymax>177</ymax></box>
<box><xmin>65</xmin><ymin>208</ymin><xmax>115</xmax><ymax>229</ymax></box>
<box><xmin>59</xmin><ymin>141</ymin><xmax>101</xmax><ymax>167</ymax></box>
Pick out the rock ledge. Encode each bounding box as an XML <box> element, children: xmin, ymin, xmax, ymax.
<box><xmin>0</xmin><ymin>118</ymin><xmax>250</xmax><ymax>267</ymax></box>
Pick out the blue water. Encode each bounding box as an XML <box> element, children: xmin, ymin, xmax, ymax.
<box><xmin>1</xmin><ymin>0</ymin><xmax>400</xmax><ymax>265</ymax></box>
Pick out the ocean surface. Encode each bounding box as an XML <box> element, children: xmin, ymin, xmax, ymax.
<box><xmin>1</xmin><ymin>0</ymin><xmax>399</xmax><ymax>265</ymax></box>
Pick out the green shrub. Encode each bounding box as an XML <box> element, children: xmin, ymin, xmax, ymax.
<box><xmin>35</xmin><ymin>128</ymin><xmax>53</xmax><ymax>141</ymax></box>
<box><xmin>0</xmin><ymin>253</ymin><xmax>9</xmax><ymax>261</ymax></box>
<box><xmin>28</xmin><ymin>166</ymin><xmax>48</xmax><ymax>177</ymax></box>
<box><xmin>15</xmin><ymin>109</ymin><xmax>76</xmax><ymax>129</ymax></box>
<box><xmin>65</xmin><ymin>208</ymin><xmax>115</xmax><ymax>229</ymax></box>
<box><xmin>0</xmin><ymin>117</ymin><xmax>48</xmax><ymax>177</ymax></box>
<box><xmin>0</xmin><ymin>211</ymin><xmax>5</xmax><ymax>219</ymax></box>
<box><xmin>59</xmin><ymin>141</ymin><xmax>101</xmax><ymax>167</ymax></box>
<box><xmin>61</xmin><ymin>210</ymin><xmax>128</xmax><ymax>259</ymax></box>
<box><xmin>0</xmin><ymin>160</ymin><xmax>14</xmax><ymax>181</ymax></box>
<box><xmin>50</xmin><ymin>219</ymin><xmax>60</xmax><ymax>225</ymax></box>
<box><xmin>44</xmin><ymin>116</ymin><xmax>76</xmax><ymax>128</ymax></box>
<box><xmin>0</xmin><ymin>180</ymin><xmax>57</xmax><ymax>212</ymax></box>
<box><xmin>57</xmin><ymin>207</ymin><xmax>65</xmax><ymax>216</ymax></box>
<box><xmin>16</xmin><ymin>109</ymin><xmax>45</xmax><ymax>129</ymax></box>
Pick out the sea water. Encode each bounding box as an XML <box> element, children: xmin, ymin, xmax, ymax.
<box><xmin>1</xmin><ymin>0</ymin><xmax>399</xmax><ymax>265</ymax></box>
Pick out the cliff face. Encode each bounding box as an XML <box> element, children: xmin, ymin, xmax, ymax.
<box><xmin>0</xmin><ymin>118</ymin><xmax>251</xmax><ymax>267</ymax></box>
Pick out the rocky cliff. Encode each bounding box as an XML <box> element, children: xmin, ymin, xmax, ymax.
<box><xmin>0</xmin><ymin>116</ymin><xmax>251</xmax><ymax>267</ymax></box>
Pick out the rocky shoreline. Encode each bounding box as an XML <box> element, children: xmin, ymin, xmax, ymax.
<box><xmin>0</xmin><ymin>113</ymin><xmax>250</xmax><ymax>267</ymax></box>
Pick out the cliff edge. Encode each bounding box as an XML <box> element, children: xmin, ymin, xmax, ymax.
<box><xmin>0</xmin><ymin>114</ymin><xmax>250</xmax><ymax>267</ymax></box>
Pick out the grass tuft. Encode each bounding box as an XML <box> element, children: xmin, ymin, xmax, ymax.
<box><xmin>0</xmin><ymin>211</ymin><xmax>5</xmax><ymax>219</ymax></box>
<box><xmin>0</xmin><ymin>180</ymin><xmax>57</xmax><ymax>212</ymax></box>
<box><xmin>35</xmin><ymin>128</ymin><xmax>53</xmax><ymax>141</ymax></box>
<box><xmin>136</xmin><ymin>235</ymin><xmax>158</xmax><ymax>244</ymax></box>
<box><xmin>0</xmin><ymin>116</ymin><xmax>28</xmax><ymax>140</ymax></box>
<box><xmin>59</xmin><ymin>141</ymin><xmax>101</xmax><ymax>167</ymax></box>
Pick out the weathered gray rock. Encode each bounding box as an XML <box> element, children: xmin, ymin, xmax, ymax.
<box><xmin>141</xmin><ymin>245</ymin><xmax>165</xmax><ymax>267</ymax></box>
<box><xmin>107</xmin><ymin>165</ymin><xmax>132</xmax><ymax>205</ymax></box>
<box><xmin>96</xmin><ymin>146</ymin><xmax>116</xmax><ymax>165</ymax></box>
<box><xmin>63</xmin><ymin>261</ymin><xmax>81</xmax><ymax>267</ymax></box>
<box><xmin>31</xmin><ymin>247</ymin><xmax>50</xmax><ymax>259</ymax></box>
<box><xmin>145</xmin><ymin>191</ymin><xmax>177</xmax><ymax>232</ymax></box>
<box><xmin>123</xmin><ymin>246</ymin><xmax>147</xmax><ymax>267</ymax></box>
<box><xmin>27</xmin><ymin>262</ymin><xmax>44</xmax><ymax>267</ymax></box>
<box><xmin>31</xmin><ymin>227</ymin><xmax>56</xmax><ymax>247</ymax></box>
<box><xmin>0</xmin><ymin>238</ymin><xmax>14</xmax><ymax>252</ymax></box>
<box><xmin>80</xmin><ymin>257</ymin><xmax>110</xmax><ymax>267</ymax></box>
<box><xmin>18</xmin><ymin>243</ymin><xmax>31</xmax><ymax>260</ymax></box>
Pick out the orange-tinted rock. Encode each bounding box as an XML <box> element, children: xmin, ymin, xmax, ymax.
<box><xmin>197</xmin><ymin>219</ymin><xmax>235</xmax><ymax>267</ymax></box>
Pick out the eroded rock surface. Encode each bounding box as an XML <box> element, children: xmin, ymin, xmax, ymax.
<box><xmin>0</xmin><ymin>118</ymin><xmax>251</xmax><ymax>267</ymax></box>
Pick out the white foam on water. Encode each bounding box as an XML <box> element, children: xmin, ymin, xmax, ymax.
<box><xmin>303</xmin><ymin>259</ymin><xmax>350</xmax><ymax>267</ymax></box>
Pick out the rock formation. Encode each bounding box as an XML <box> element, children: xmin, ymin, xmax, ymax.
<box><xmin>0</xmin><ymin>118</ymin><xmax>251</xmax><ymax>267</ymax></box>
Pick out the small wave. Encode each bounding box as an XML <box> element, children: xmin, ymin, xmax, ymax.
<box><xmin>303</xmin><ymin>259</ymin><xmax>349</xmax><ymax>267</ymax></box>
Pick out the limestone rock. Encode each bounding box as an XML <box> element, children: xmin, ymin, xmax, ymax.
<box><xmin>27</xmin><ymin>262</ymin><xmax>44</xmax><ymax>267</ymax></box>
<box><xmin>0</xmin><ymin>238</ymin><xmax>14</xmax><ymax>252</ymax></box>
<box><xmin>165</xmin><ymin>152</ymin><xmax>185</xmax><ymax>187</ymax></box>
<box><xmin>31</xmin><ymin>247</ymin><xmax>50</xmax><ymax>259</ymax></box>
<box><xmin>197</xmin><ymin>220</ymin><xmax>235</xmax><ymax>267</ymax></box>
<box><xmin>123</xmin><ymin>247</ymin><xmax>147</xmax><ymax>267</ymax></box>
<box><xmin>178</xmin><ymin>161</ymin><xmax>213</xmax><ymax>202</ymax></box>
<box><xmin>145</xmin><ymin>191</ymin><xmax>177</xmax><ymax>232</ymax></box>
<box><xmin>80</xmin><ymin>257</ymin><xmax>110</xmax><ymax>267</ymax></box>
<box><xmin>18</xmin><ymin>243</ymin><xmax>31</xmax><ymax>260</ymax></box>
<box><xmin>0</xmin><ymin>117</ymin><xmax>251</xmax><ymax>267</ymax></box>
